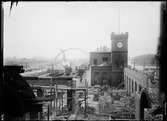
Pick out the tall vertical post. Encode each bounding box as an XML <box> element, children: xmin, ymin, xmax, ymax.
<box><xmin>55</xmin><ymin>83</ymin><xmax>58</xmax><ymax>116</ymax></box>
<box><xmin>72</xmin><ymin>90</ymin><xmax>75</xmax><ymax>114</ymax></box>
<box><xmin>53</xmin><ymin>88</ymin><xmax>55</xmax><ymax>109</ymax></box>
<box><xmin>62</xmin><ymin>90</ymin><xmax>63</xmax><ymax>111</ymax></box>
<box><xmin>84</xmin><ymin>90</ymin><xmax>87</xmax><ymax>118</ymax></box>
<box><xmin>47</xmin><ymin>105</ymin><xmax>49</xmax><ymax>121</ymax></box>
<box><xmin>84</xmin><ymin>79</ymin><xmax>88</xmax><ymax>118</ymax></box>
<box><xmin>50</xmin><ymin>78</ymin><xmax>53</xmax><ymax>114</ymax></box>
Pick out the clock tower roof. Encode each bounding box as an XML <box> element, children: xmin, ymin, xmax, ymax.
<box><xmin>111</xmin><ymin>32</ymin><xmax>128</xmax><ymax>40</ymax></box>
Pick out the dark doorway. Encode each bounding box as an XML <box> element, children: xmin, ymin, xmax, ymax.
<box><xmin>139</xmin><ymin>91</ymin><xmax>151</xmax><ymax>120</ymax></box>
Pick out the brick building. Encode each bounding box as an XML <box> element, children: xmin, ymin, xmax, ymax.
<box><xmin>90</xmin><ymin>32</ymin><xmax>128</xmax><ymax>87</ymax></box>
<box><xmin>89</xmin><ymin>52</ymin><xmax>111</xmax><ymax>65</ymax></box>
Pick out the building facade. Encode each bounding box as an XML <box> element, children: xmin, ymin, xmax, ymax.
<box><xmin>124</xmin><ymin>68</ymin><xmax>148</xmax><ymax>95</ymax></box>
<box><xmin>124</xmin><ymin>67</ymin><xmax>159</xmax><ymax>96</ymax></box>
<box><xmin>89</xmin><ymin>52</ymin><xmax>111</xmax><ymax>65</ymax></box>
<box><xmin>90</xmin><ymin>32</ymin><xmax>128</xmax><ymax>87</ymax></box>
<box><xmin>124</xmin><ymin>67</ymin><xmax>160</xmax><ymax>120</ymax></box>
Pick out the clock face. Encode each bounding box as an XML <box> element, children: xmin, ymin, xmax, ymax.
<box><xmin>117</xmin><ymin>42</ymin><xmax>123</xmax><ymax>48</ymax></box>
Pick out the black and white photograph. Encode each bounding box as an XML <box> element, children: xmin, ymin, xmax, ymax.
<box><xmin>1</xmin><ymin>1</ymin><xmax>166</xmax><ymax>120</ymax></box>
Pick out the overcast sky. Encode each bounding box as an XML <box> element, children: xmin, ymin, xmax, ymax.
<box><xmin>3</xmin><ymin>2</ymin><xmax>161</xmax><ymax>59</ymax></box>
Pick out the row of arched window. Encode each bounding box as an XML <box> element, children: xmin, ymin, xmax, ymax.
<box><xmin>124</xmin><ymin>74</ymin><xmax>143</xmax><ymax>95</ymax></box>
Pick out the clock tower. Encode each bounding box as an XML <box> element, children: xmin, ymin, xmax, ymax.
<box><xmin>111</xmin><ymin>32</ymin><xmax>128</xmax><ymax>69</ymax></box>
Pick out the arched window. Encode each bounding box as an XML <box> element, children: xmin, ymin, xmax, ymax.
<box><xmin>135</xmin><ymin>82</ymin><xmax>137</xmax><ymax>91</ymax></box>
<box><xmin>101</xmin><ymin>72</ymin><xmax>108</xmax><ymax>86</ymax></box>
<box><xmin>94</xmin><ymin>71</ymin><xmax>100</xmax><ymax>85</ymax></box>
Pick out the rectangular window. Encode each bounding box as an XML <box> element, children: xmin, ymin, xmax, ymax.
<box><xmin>93</xmin><ymin>59</ymin><xmax>97</xmax><ymax>65</ymax></box>
<box><xmin>132</xmin><ymin>80</ymin><xmax>134</xmax><ymax>93</ymax></box>
<box><xmin>127</xmin><ymin>80</ymin><xmax>128</xmax><ymax>90</ymax></box>
<box><xmin>102</xmin><ymin>57</ymin><xmax>108</xmax><ymax>62</ymax></box>
<box><xmin>94</xmin><ymin>72</ymin><xmax>100</xmax><ymax>85</ymax></box>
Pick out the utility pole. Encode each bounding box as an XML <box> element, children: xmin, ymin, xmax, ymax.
<box><xmin>84</xmin><ymin>80</ymin><xmax>88</xmax><ymax>118</ymax></box>
<box><xmin>47</xmin><ymin>105</ymin><xmax>50</xmax><ymax>121</ymax></box>
<box><xmin>55</xmin><ymin>83</ymin><xmax>58</xmax><ymax>116</ymax></box>
<box><xmin>62</xmin><ymin>90</ymin><xmax>63</xmax><ymax>111</ymax></box>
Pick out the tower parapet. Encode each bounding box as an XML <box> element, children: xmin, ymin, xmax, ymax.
<box><xmin>111</xmin><ymin>32</ymin><xmax>128</xmax><ymax>40</ymax></box>
<box><xmin>111</xmin><ymin>32</ymin><xmax>128</xmax><ymax>69</ymax></box>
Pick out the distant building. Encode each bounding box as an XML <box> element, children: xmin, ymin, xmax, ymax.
<box><xmin>90</xmin><ymin>32</ymin><xmax>128</xmax><ymax>87</ymax></box>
